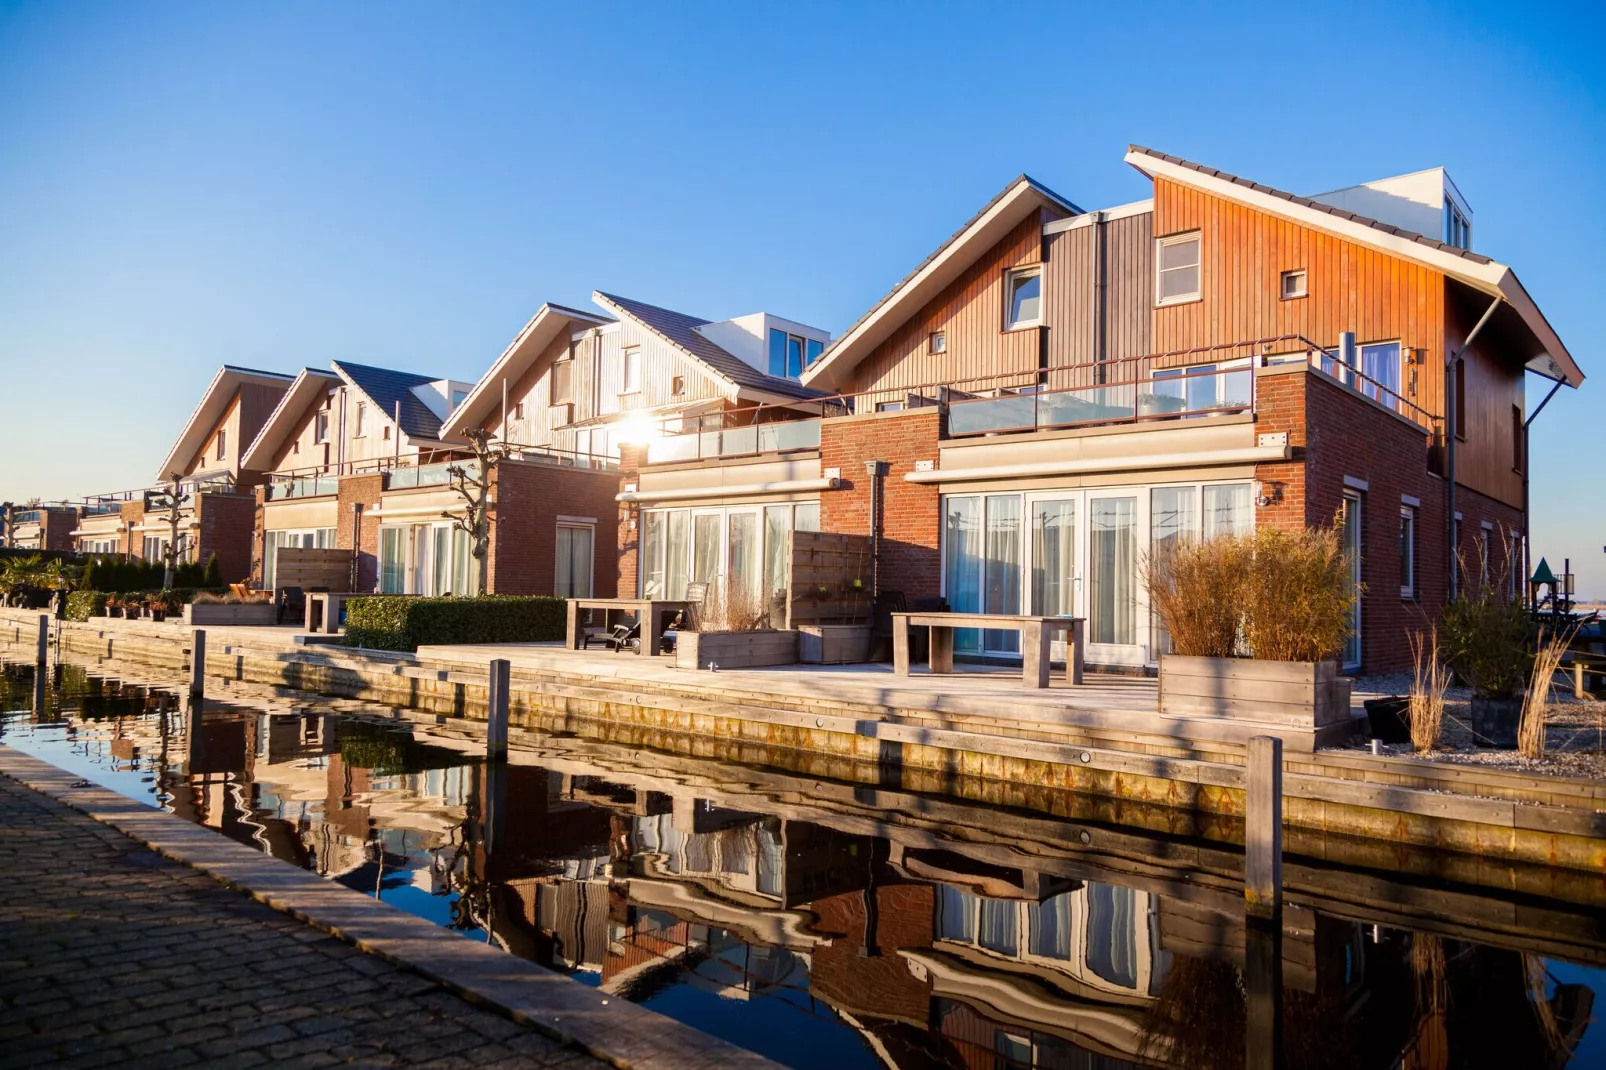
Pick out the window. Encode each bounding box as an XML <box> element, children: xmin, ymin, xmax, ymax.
<box><xmin>1151</xmin><ymin>359</ymin><xmax>1253</xmax><ymax>414</ymax></box>
<box><xmin>1005</xmin><ymin>267</ymin><xmax>1042</xmax><ymax>329</ymax></box>
<box><xmin>1280</xmin><ymin>269</ymin><xmax>1307</xmax><ymax>299</ymax></box>
<box><xmin>875</xmin><ymin>401</ymin><xmax>904</xmax><ymax>413</ymax></box>
<box><xmin>555</xmin><ymin>523</ymin><xmax>594</xmax><ymax>598</ymax></box>
<box><xmin>1512</xmin><ymin>404</ymin><xmax>1523</xmax><ymax>473</ymax></box>
<box><xmin>1454</xmin><ymin>359</ymin><xmax>1466</xmax><ymax>440</ymax></box>
<box><xmin>215</xmin><ymin>429</ymin><xmax>226</xmax><ymax>460</ymax></box>
<box><xmin>551</xmin><ymin>359</ymin><xmax>573</xmax><ymax>405</ymax></box>
<box><xmin>1480</xmin><ymin>527</ymin><xmax>1492</xmax><ymax>589</ymax></box>
<box><xmin>767</xmin><ymin>329</ymin><xmax>814</xmax><ymax>378</ymax></box>
<box><xmin>452</xmin><ymin>389</ymin><xmax>467</xmax><ymax>409</ymax></box>
<box><xmin>930</xmin><ymin>330</ymin><xmax>947</xmax><ymax>355</ymax></box>
<box><xmin>622</xmin><ymin>347</ymin><xmax>643</xmax><ymax>394</ymax></box>
<box><xmin>292</xmin><ymin>438</ymin><xmax>300</xmax><ymax>454</ymax></box>
<box><xmin>1358</xmin><ymin>342</ymin><xmax>1402</xmax><ymax>409</ymax></box>
<box><xmin>1400</xmin><ymin>506</ymin><xmax>1416</xmax><ymax>598</ymax></box>
<box><xmin>382</xmin><ymin>426</ymin><xmax>390</xmax><ymax>441</ymax></box>
<box><xmin>512</xmin><ymin>401</ymin><xmax>524</xmax><ymax>421</ymax></box>
<box><xmin>671</xmin><ymin>376</ymin><xmax>686</xmax><ymax>397</ymax></box>
<box><xmin>1155</xmin><ymin>233</ymin><xmax>1201</xmax><ymax>305</ymax></box>
<box><xmin>355</xmin><ymin>402</ymin><xmax>367</xmax><ymax>437</ymax></box>
<box><xmin>314</xmin><ymin>411</ymin><xmax>330</xmax><ymax>444</ymax></box>
<box><xmin>1445</xmin><ymin>201</ymin><xmax>1471</xmax><ymax>249</ymax></box>
<box><xmin>1341</xmin><ymin>494</ymin><xmax>1362</xmax><ymax>669</ymax></box>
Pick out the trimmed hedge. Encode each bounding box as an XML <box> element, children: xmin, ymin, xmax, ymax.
<box><xmin>343</xmin><ymin>595</ymin><xmax>568</xmax><ymax>652</ymax></box>
<box><xmin>64</xmin><ymin>587</ymin><xmax>227</xmax><ymax>621</ymax></box>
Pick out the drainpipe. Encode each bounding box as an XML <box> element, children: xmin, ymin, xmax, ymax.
<box><xmin>1445</xmin><ymin>297</ymin><xmax>1502</xmax><ymax>601</ymax></box>
<box><xmin>1522</xmin><ymin>377</ymin><xmax>1565</xmax><ymax>610</ymax></box>
<box><xmin>337</xmin><ymin>387</ymin><xmax>347</xmax><ymax>475</ymax></box>
<box><xmin>864</xmin><ymin>460</ymin><xmax>885</xmax><ymax>598</ymax></box>
<box><xmin>1091</xmin><ymin>210</ymin><xmax>1107</xmax><ymax>381</ymax></box>
<box><xmin>393</xmin><ymin>401</ymin><xmax>402</xmax><ymax>466</ymax></box>
<box><xmin>351</xmin><ymin>502</ymin><xmax>363</xmax><ymax>593</ymax></box>
<box><xmin>501</xmin><ymin>377</ymin><xmax>509</xmax><ymax>445</ymax></box>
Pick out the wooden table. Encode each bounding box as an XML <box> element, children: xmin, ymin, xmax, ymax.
<box><xmin>304</xmin><ymin>592</ymin><xmax>354</xmax><ymax>635</ymax></box>
<box><xmin>892</xmin><ymin>612</ymin><xmax>1085</xmax><ymax>689</ymax></box>
<box><xmin>564</xmin><ymin>598</ymin><xmax>690</xmax><ymax>657</ymax></box>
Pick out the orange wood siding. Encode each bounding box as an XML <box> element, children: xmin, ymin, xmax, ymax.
<box><xmin>1448</xmin><ymin>289</ymin><xmax>1525</xmax><ymax>507</ymax></box>
<box><xmin>1151</xmin><ymin>177</ymin><xmax>1446</xmax><ymax>421</ymax></box>
<box><xmin>844</xmin><ymin>213</ymin><xmax>1047</xmax><ymax>405</ymax></box>
<box><xmin>1042</xmin><ymin>211</ymin><xmax>1153</xmax><ymax>389</ymax></box>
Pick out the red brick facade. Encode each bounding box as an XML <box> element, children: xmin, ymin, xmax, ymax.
<box><xmin>37</xmin><ymin>508</ymin><xmax>80</xmax><ymax>551</ymax></box>
<box><xmin>820</xmin><ymin>409</ymin><xmax>943</xmax><ymax>601</ymax></box>
<box><xmin>336</xmin><ymin>475</ymin><xmax>384</xmax><ymax>593</ymax></box>
<box><xmin>488</xmin><ymin>460</ymin><xmax>619</xmax><ymax>597</ymax></box>
<box><xmin>194</xmin><ymin>493</ymin><xmax>257</xmax><ymax>584</ymax></box>
<box><xmin>615</xmin><ymin>446</ymin><xmax>643</xmax><ymax>599</ymax></box>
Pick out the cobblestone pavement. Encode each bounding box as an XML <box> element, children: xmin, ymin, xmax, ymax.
<box><xmin>0</xmin><ymin>773</ymin><xmax>608</xmax><ymax>1069</ymax></box>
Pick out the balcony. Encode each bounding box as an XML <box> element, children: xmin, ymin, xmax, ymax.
<box><xmin>11</xmin><ymin>510</ymin><xmax>41</xmax><ymax>526</ymax></box>
<box><xmin>947</xmin><ymin>366</ymin><xmax>1253</xmax><ymax>437</ymax></box>
<box><xmin>264</xmin><ymin>476</ymin><xmax>341</xmax><ymax>501</ymax></box>
<box><xmin>385</xmin><ymin>461</ymin><xmax>478</xmax><ymax>490</ymax></box>
<box><xmin>645</xmin><ymin>419</ymin><xmax>822</xmax><ymax>465</ymax></box>
<box><xmin>81</xmin><ymin>502</ymin><xmax>123</xmax><ymax>517</ymax></box>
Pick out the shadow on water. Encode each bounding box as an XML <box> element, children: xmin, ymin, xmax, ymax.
<box><xmin>3</xmin><ymin>657</ymin><xmax>1605</xmax><ymax>1070</ymax></box>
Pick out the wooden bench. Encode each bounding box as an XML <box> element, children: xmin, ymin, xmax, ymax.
<box><xmin>892</xmin><ymin>612</ymin><xmax>1086</xmax><ymax>689</ymax></box>
<box><xmin>564</xmin><ymin>598</ymin><xmax>690</xmax><ymax>658</ymax></box>
<box><xmin>304</xmin><ymin>591</ymin><xmax>354</xmax><ymax>635</ymax></box>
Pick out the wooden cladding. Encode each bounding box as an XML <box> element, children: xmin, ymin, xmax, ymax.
<box><xmin>846</xmin><ymin>213</ymin><xmax>1047</xmax><ymax>405</ymax></box>
<box><xmin>1042</xmin><ymin>211</ymin><xmax>1153</xmax><ymax>388</ymax></box>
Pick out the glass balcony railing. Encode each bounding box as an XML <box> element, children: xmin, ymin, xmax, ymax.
<box><xmin>11</xmin><ymin>510</ymin><xmax>41</xmax><ymax>526</ymax></box>
<box><xmin>264</xmin><ymin>476</ymin><xmax>340</xmax><ymax>501</ymax></box>
<box><xmin>385</xmin><ymin>461</ymin><xmax>476</xmax><ymax>490</ymax></box>
<box><xmin>946</xmin><ymin>371</ymin><xmax>1252</xmax><ymax>437</ymax></box>
<box><xmin>645</xmin><ymin>419</ymin><xmax>821</xmax><ymax>464</ymax></box>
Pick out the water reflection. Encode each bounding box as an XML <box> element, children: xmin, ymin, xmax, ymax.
<box><xmin>2</xmin><ymin>660</ymin><xmax>1602</xmax><ymax>1069</ymax></box>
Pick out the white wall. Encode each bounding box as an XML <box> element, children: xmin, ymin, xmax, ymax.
<box><xmin>693</xmin><ymin>313</ymin><xmax>831</xmax><ymax>377</ymax></box>
<box><xmin>1309</xmin><ymin>167</ymin><xmax>1471</xmax><ymax>246</ymax></box>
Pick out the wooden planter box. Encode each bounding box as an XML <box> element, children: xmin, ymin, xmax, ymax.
<box><xmin>1158</xmin><ymin>655</ymin><xmax>1351</xmax><ymax>728</ymax></box>
<box><xmin>677</xmin><ymin>629</ymin><xmax>798</xmax><ymax>670</ymax></box>
<box><xmin>183</xmin><ymin>603</ymin><xmax>278</xmax><ymax>627</ymax></box>
<box><xmin>797</xmin><ymin>624</ymin><xmax>872</xmax><ymax>664</ymax></box>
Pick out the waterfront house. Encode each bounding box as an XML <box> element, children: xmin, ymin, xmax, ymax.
<box><xmin>241</xmin><ymin>361</ymin><xmax>477</xmax><ymax>592</ymax></box>
<box><xmin>616</xmin><ymin>148</ymin><xmax>1582</xmax><ymax>673</ymax></box>
<box><xmin>72</xmin><ymin>365</ymin><xmax>294</xmax><ymax>580</ymax></box>
<box><xmin>438</xmin><ymin>293</ymin><xmax>831</xmax><ymax>599</ymax></box>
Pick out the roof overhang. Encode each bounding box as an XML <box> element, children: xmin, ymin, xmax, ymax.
<box><xmin>1125</xmin><ymin>148</ymin><xmax>1582</xmax><ymax>387</ymax></box>
<box><xmin>801</xmin><ymin>176</ymin><xmax>1081</xmax><ymax>394</ymax></box>
<box><xmin>154</xmin><ymin>366</ymin><xmax>296</xmax><ymax>482</ymax></box>
<box><xmin>239</xmin><ymin>368</ymin><xmax>342</xmax><ymax>472</ymax></box>
<box><xmin>443</xmin><ymin>303</ymin><xmax>614</xmax><ymax>440</ymax></box>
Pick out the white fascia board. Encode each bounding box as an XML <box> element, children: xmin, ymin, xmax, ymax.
<box><xmin>903</xmin><ymin>444</ymin><xmax>1291</xmax><ymax>485</ymax></box>
<box><xmin>1125</xmin><ymin>149</ymin><xmax>1582</xmax><ymax>388</ymax></box>
<box><xmin>1043</xmin><ymin>198</ymin><xmax>1153</xmax><ymax>234</ymax></box>
<box><xmin>800</xmin><ymin>181</ymin><xmax>1055</xmax><ymax>393</ymax></box>
<box><xmin>444</xmin><ymin>303</ymin><xmax>613</xmax><ymax>441</ymax></box>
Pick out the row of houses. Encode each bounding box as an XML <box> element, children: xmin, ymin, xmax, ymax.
<box><xmin>4</xmin><ymin>146</ymin><xmax>1583</xmax><ymax>673</ymax></box>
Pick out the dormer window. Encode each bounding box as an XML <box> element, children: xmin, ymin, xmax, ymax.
<box><xmin>1004</xmin><ymin>267</ymin><xmax>1042</xmax><ymax>329</ymax></box>
<box><xmin>1445</xmin><ymin>201</ymin><xmax>1471</xmax><ymax>249</ymax></box>
<box><xmin>452</xmin><ymin>389</ymin><xmax>468</xmax><ymax>409</ymax></box>
<box><xmin>768</xmin><ymin>329</ymin><xmax>820</xmax><ymax>378</ymax></box>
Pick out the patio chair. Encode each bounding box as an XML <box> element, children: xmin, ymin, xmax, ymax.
<box><xmin>276</xmin><ymin>586</ymin><xmax>305</xmax><ymax>625</ymax></box>
<box><xmin>228</xmin><ymin>582</ymin><xmax>250</xmax><ymax>600</ymax></box>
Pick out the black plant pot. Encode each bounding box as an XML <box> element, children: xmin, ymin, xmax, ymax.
<box><xmin>1470</xmin><ymin>696</ymin><xmax>1522</xmax><ymax>748</ymax></box>
<box><xmin>1364</xmin><ymin>696</ymin><xmax>1411</xmax><ymax>744</ymax></box>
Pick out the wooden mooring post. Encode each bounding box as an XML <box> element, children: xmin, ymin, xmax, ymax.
<box><xmin>486</xmin><ymin>658</ymin><xmax>510</xmax><ymax>762</ymax></box>
<box><xmin>1245</xmin><ymin>734</ymin><xmax>1283</xmax><ymax>919</ymax></box>
<box><xmin>36</xmin><ymin>614</ymin><xmax>48</xmax><ymax>665</ymax></box>
<box><xmin>189</xmin><ymin>630</ymin><xmax>206</xmax><ymax>700</ymax></box>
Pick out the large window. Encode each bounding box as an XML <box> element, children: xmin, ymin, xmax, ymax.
<box><xmin>1005</xmin><ymin>267</ymin><xmax>1042</xmax><ymax>330</ymax></box>
<box><xmin>1155</xmin><ymin>233</ymin><xmax>1201</xmax><ymax>305</ymax></box>
<box><xmin>376</xmin><ymin>522</ymin><xmax>478</xmax><ymax>596</ymax></box>
<box><xmin>1358</xmin><ymin>342</ymin><xmax>1402</xmax><ymax>409</ymax></box>
<box><xmin>1152</xmin><ymin>359</ymin><xmax>1252</xmax><ymax>415</ymax></box>
<box><xmin>767</xmin><ymin>329</ymin><xmax>821</xmax><ymax>379</ymax></box>
<box><xmin>1341</xmin><ymin>493</ymin><xmax>1362</xmax><ymax>669</ymax></box>
<box><xmin>556</xmin><ymin>523</ymin><xmax>594</xmax><ymax>598</ymax></box>
<box><xmin>638</xmin><ymin>502</ymin><xmax>819</xmax><ymax>615</ymax></box>
<box><xmin>1400</xmin><ymin>506</ymin><xmax>1417</xmax><ymax>598</ymax></box>
<box><xmin>944</xmin><ymin>494</ymin><xmax>1022</xmax><ymax>654</ymax></box>
<box><xmin>264</xmin><ymin>527</ymin><xmax>337</xmax><ymax>590</ymax></box>
<box><xmin>1089</xmin><ymin>497</ymin><xmax>1136</xmax><ymax>646</ymax></box>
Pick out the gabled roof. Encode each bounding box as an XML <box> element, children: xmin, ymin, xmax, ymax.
<box><xmin>239</xmin><ymin>367</ymin><xmax>342</xmax><ymax>472</ymax></box>
<box><xmin>1125</xmin><ymin>146</ymin><xmax>1583</xmax><ymax>387</ymax></box>
<box><xmin>332</xmin><ymin>360</ymin><xmax>450</xmax><ymax>442</ymax></box>
<box><xmin>593</xmin><ymin>291</ymin><xmax>827</xmax><ymax>402</ymax></box>
<box><xmin>442</xmin><ymin>302</ymin><xmax>614</xmax><ymax>441</ymax></box>
<box><xmin>800</xmin><ymin>175</ymin><xmax>1082</xmax><ymax>393</ymax></box>
<box><xmin>154</xmin><ymin>365</ymin><xmax>295</xmax><ymax>481</ymax></box>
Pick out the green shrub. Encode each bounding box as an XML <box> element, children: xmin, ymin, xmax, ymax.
<box><xmin>66</xmin><ymin>591</ymin><xmax>109</xmax><ymax>621</ymax></box>
<box><xmin>1441</xmin><ymin>589</ymin><xmax>1531</xmax><ymax>698</ymax></box>
<box><xmin>343</xmin><ymin>595</ymin><xmax>568</xmax><ymax>652</ymax></box>
<box><xmin>202</xmin><ymin>553</ymin><xmax>222</xmax><ymax>588</ymax></box>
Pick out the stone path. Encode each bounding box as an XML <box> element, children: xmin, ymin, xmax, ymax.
<box><xmin>0</xmin><ymin>772</ymin><xmax>606</xmax><ymax>1069</ymax></box>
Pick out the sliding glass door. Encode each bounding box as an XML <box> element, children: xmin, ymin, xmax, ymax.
<box><xmin>1088</xmin><ymin>494</ymin><xmax>1139</xmax><ymax>657</ymax></box>
<box><xmin>944</xmin><ymin>494</ymin><xmax>1022</xmax><ymax>655</ymax></box>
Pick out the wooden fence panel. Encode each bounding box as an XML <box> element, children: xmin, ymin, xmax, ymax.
<box><xmin>786</xmin><ymin>532</ymin><xmax>871</xmax><ymax>627</ymax></box>
<box><xmin>275</xmin><ymin>548</ymin><xmax>354</xmax><ymax>592</ymax></box>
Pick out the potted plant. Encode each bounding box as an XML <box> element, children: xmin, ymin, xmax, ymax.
<box><xmin>1441</xmin><ymin>588</ymin><xmax>1531</xmax><ymax>747</ymax></box>
<box><xmin>676</xmin><ymin>582</ymin><xmax>798</xmax><ymax>670</ymax></box>
<box><xmin>1146</xmin><ymin>522</ymin><xmax>1356</xmax><ymax>730</ymax></box>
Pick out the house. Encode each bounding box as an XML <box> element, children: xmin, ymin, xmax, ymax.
<box><xmin>439</xmin><ymin>293</ymin><xmax>831</xmax><ymax>600</ymax></box>
<box><xmin>241</xmin><ymin>361</ymin><xmax>477</xmax><ymax>592</ymax></box>
<box><xmin>72</xmin><ymin>365</ymin><xmax>294</xmax><ymax>580</ymax></box>
<box><xmin>617</xmin><ymin>148</ymin><xmax>1581</xmax><ymax>673</ymax></box>
<box><xmin>4</xmin><ymin>504</ymin><xmax>80</xmax><ymax>551</ymax></box>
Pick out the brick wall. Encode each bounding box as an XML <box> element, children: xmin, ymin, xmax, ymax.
<box><xmin>488</xmin><ymin>460</ymin><xmax>620</xmax><ymax>597</ymax></box>
<box><xmin>195</xmin><ymin>493</ymin><xmax>257</xmax><ymax>583</ymax></box>
<box><xmin>117</xmin><ymin>501</ymin><xmax>146</xmax><ymax>556</ymax></box>
<box><xmin>1254</xmin><ymin>368</ymin><xmax>1519</xmax><ymax>673</ymax></box>
<box><xmin>337</xmin><ymin>475</ymin><xmax>383</xmax><ymax>593</ymax></box>
<box><xmin>821</xmin><ymin>409</ymin><xmax>943</xmax><ymax>600</ymax></box>
<box><xmin>39</xmin><ymin>508</ymin><xmax>79</xmax><ymax>552</ymax></box>
<box><xmin>616</xmin><ymin>446</ymin><xmax>642</xmax><ymax>598</ymax></box>
<box><xmin>806</xmin><ymin>882</ymin><xmax>934</xmax><ymax>1024</ymax></box>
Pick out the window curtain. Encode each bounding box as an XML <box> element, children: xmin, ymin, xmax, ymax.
<box><xmin>1360</xmin><ymin>342</ymin><xmax>1402</xmax><ymax>408</ymax></box>
<box><xmin>763</xmin><ymin>505</ymin><xmax>791</xmax><ymax>623</ymax></box>
<box><xmin>1085</xmin><ymin>883</ymin><xmax>1139</xmax><ymax>989</ymax></box>
<box><xmin>936</xmin><ymin>885</ymin><xmax>977</xmax><ymax>943</ymax></box>
<box><xmin>1089</xmin><ymin>498</ymin><xmax>1136</xmax><ymax>645</ymax></box>
<box><xmin>665</xmin><ymin>511</ymin><xmax>690</xmax><ymax>600</ymax></box>
<box><xmin>944</xmin><ymin>497</ymin><xmax>982</xmax><ymax>652</ymax></box>
<box><xmin>1203</xmin><ymin>484</ymin><xmax>1252</xmax><ymax>537</ymax></box>
<box><xmin>378</xmin><ymin>528</ymin><xmax>404</xmax><ymax>594</ymax></box>
<box><xmin>692</xmin><ymin>514</ymin><xmax>721</xmax><ymax>588</ymax></box>
<box><xmin>1150</xmin><ymin>487</ymin><xmax>1199</xmax><ymax>654</ymax></box>
<box><xmin>642</xmin><ymin>512</ymin><xmax>665</xmax><ymax>598</ymax></box>
<box><xmin>1030</xmin><ymin>500</ymin><xmax>1077</xmax><ymax>617</ymax></box>
<box><xmin>1028</xmin><ymin>892</ymin><xmax>1073</xmax><ymax>960</ymax></box>
<box><xmin>978</xmin><ymin>898</ymin><xmax>1019</xmax><ymax>956</ymax></box>
<box><xmin>983</xmin><ymin>495</ymin><xmax>1021</xmax><ymax>654</ymax></box>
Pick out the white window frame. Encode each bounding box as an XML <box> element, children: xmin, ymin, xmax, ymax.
<box><xmin>314</xmin><ymin>410</ymin><xmax>330</xmax><ymax>444</ymax></box>
<box><xmin>621</xmin><ymin>347</ymin><xmax>643</xmax><ymax>395</ymax></box>
<box><xmin>355</xmin><ymin>402</ymin><xmax>367</xmax><ymax>437</ymax></box>
<box><xmin>1280</xmin><ymin>269</ymin><xmax>1307</xmax><ymax>300</ymax></box>
<box><xmin>555</xmin><ymin>521</ymin><xmax>595</xmax><ymax>599</ymax></box>
<box><xmin>215</xmin><ymin>429</ymin><xmax>227</xmax><ymax>460</ymax></box>
<box><xmin>1004</xmin><ymin>266</ymin><xmax>1043</xmax><ymax>331</ymax></box>
<box><xmin>551</xmin><ymin>358</ymin><xmax>574</xmax><ymax>405</ymax></box>
<box><xmin>1154</xmin><ymin>232</ymin><xmax>1202</xmax><ymax>307</ymax></box>
<box><xmin>929</xmin><ymin>330</ymin><xmax>947</xmax><ymax>354</ymax></box>
<box><xmin>1399</xmin><ymin>505</ymin><xmax>1416</xmax><ymax>599</ymax></box>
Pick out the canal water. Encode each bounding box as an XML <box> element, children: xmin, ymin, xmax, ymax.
<box><xmin>4</xmin><ymin>658</ymin><xmax>1605</xmax><ymax>1069</ymax></box>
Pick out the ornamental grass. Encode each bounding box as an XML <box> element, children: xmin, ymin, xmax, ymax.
<box><xmin>1142</xmin><ymin>534</ymin><xmax>1248</xmax><ymax>658</ymax></box>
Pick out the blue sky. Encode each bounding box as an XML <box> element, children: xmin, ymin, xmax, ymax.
<box><xmin>1</xmin><ymin>2</ymin><xmax>1602</xmax><ymax>591</ymax></box>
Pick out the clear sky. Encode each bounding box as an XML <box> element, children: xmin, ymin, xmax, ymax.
<box><xmin>1</xmin><ymin>2</ymin><xmax>1601</xmax><ymax>591</ymax></box>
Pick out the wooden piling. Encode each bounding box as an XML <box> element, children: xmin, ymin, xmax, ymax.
<box><xmin>1245</xmin><ymin>734</ymin><xmax>1283</xmax><ymax>919</ymax></box>
<box><xmin>36</xmin><ymin>614</ymin><xmax>48</xmax><ymax>664</ymax></box>
<box><xmin>189</xmin><ymin>630</ymin><xmax>206</xmax><ymax>700</ymax></box>
<box><xmin>1243</xmin><ymin>915</ymin><xmax>1284</xmax><ymax>1070</ymax></box>
<box><xmin>486</xmin><ymin>658</ymin><xmax>510</xmax><ymax>761</ymax></box>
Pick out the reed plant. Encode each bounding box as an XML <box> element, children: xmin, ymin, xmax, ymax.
<box><xmin>1241</xmin><ymin>522</ymin><xmax>1357</xmax><ymax>663</ymax></box>
<box><xmin>1519</xmin><ymin>624</ymin><xmax>1575</xmax><ymax>760</ymax></box>
<box><xmin>695</xmin><ymin>581</ymin><xmax>772</xmax><ymax>632</ymax></box>
<box><xmin>1142</xmin><ymin>534</ymin><xmax>1248</xmax><ymax>658</ymax></box>
<box><xmin>1408</xmin><ymin>626</ymin><xmax>1451</xmax><ymax>752</ymax></box>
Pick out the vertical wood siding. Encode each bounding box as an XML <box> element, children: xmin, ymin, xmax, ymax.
<box><xmin>1042</xmin><ymin>211</ymin><xmax>1153</xmax><ymax>390</ymax></box>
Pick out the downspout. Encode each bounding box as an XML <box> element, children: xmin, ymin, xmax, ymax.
<box><xmin>393</xmin><ymin>401</ymin><xmax>402</xmax><ymax>466</ymax></box>
<box><xmin>1522</xmin><ymin>378</ymin><xmax>1565</xmax><ymax>610</ymax></box>
<box><xmin>1091</xmin><ymin>210</ymin><xmax>1107</xmax><ymax>380</ymax></box>
<box><xmin>337</xmin><ymin>387</ymin><xmax>347</xmax><ymax>475</ymax></box>
<box><xmin>1445</xmin><ymin>296</ymin><xmax>1501</xmax><ymax>601</ymax></box>
<box><xmin>865</xmin><ymin>460</ymin><xmax>884</xmax><ymax>599</ymax></box>
<box><xmin>501</xmin><ymin>378</ymin><xmax>509</xmax><ymax>445</ymax></box>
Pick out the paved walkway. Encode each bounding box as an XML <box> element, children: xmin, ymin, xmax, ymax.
<box><xmin>0</xmin><ymin>773</ymin><xmax>604</xmax><ymax>1069</ymax></box>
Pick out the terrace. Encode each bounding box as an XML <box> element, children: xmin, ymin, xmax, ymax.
<box><xmin>262</xmin><ymin>445</ymin><xmax>616</xmax><ymax>501</ymax></box>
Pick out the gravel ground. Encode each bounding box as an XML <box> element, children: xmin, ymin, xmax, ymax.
<box><xmin>1343</xmin><ymin>673</ymin><xmax>1606</xmax><ymax>779</ymax></box>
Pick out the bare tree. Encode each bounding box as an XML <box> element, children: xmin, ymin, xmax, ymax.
<box><xmin>148</xmin><ymin>475</ymin><xmax>188</xmax><ymax>589</ymax></box>
<box><xmin>443</xmin><ymin>431</ymin><xmax>511</xmax><ymax>596</ymax></box>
